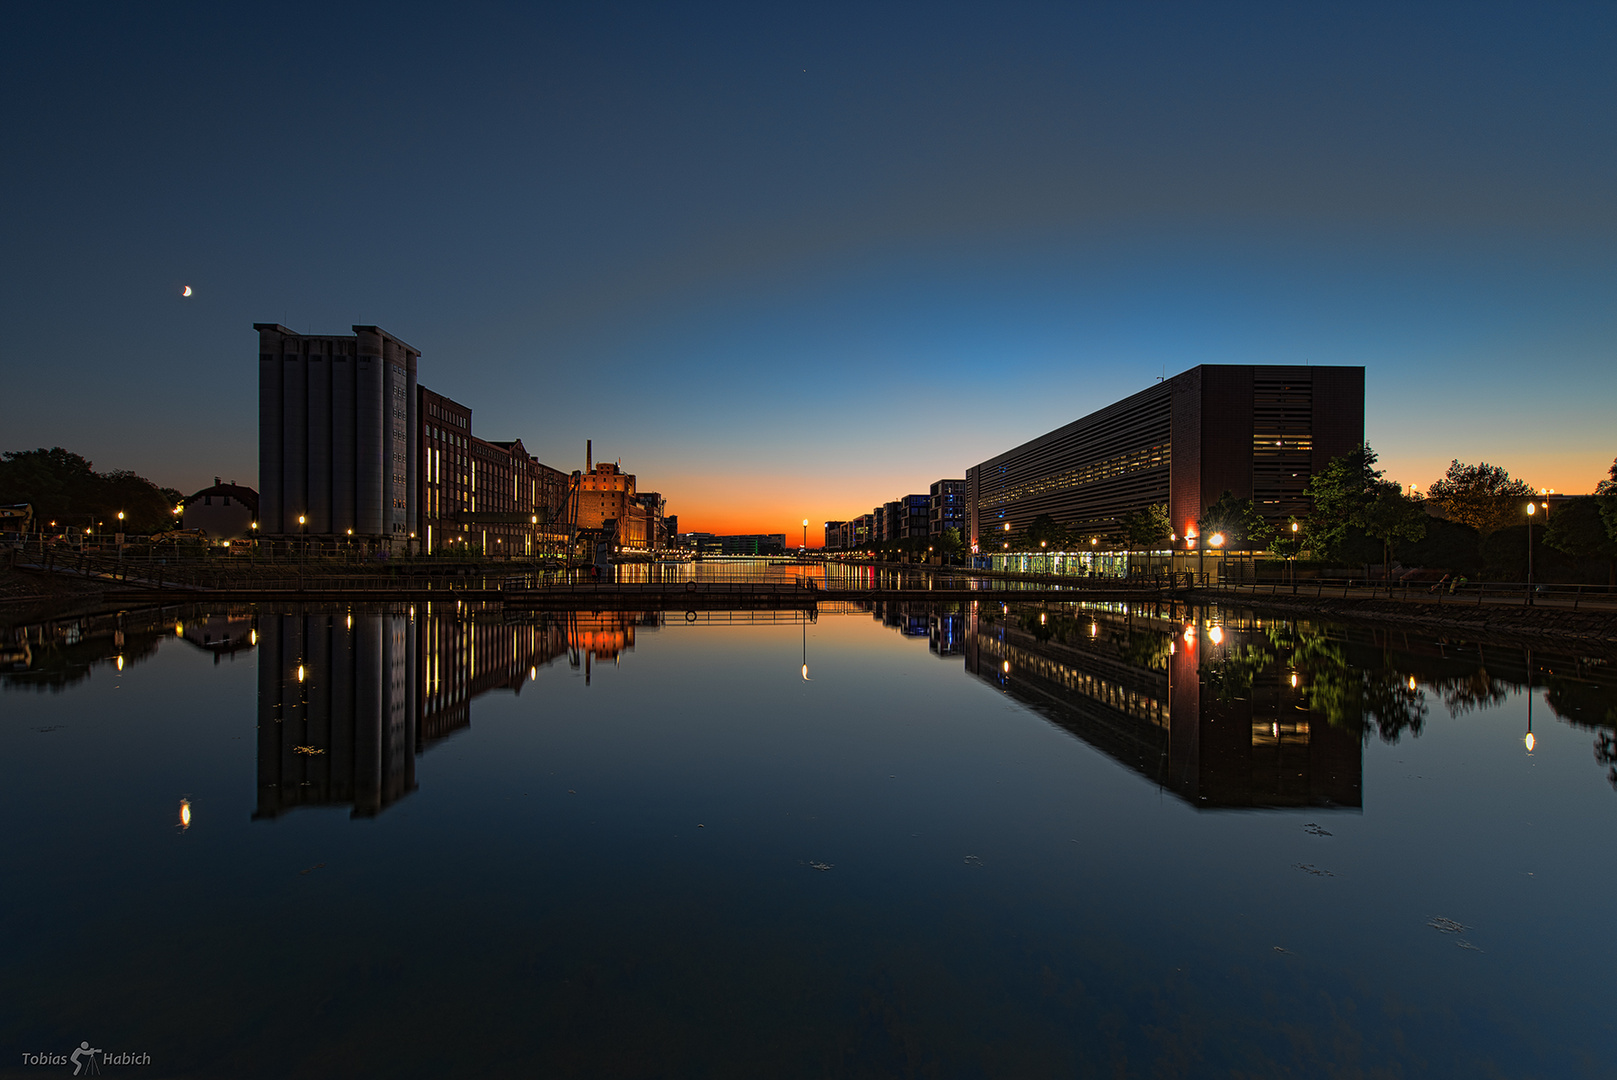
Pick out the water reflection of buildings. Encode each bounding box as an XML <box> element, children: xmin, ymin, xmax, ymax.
<box><xmin>178</xmin><ymin>609</ymin><xmax>257</xmax><ymax>660</ymax></box>
<box><xmin>955</xmin><ymin>604</ymin><xmax>1363</xmax><ymax>810</ymax></box>
<box><xmin>256</xmin><ymin>608</ymin><xmax>654</xmax><ymax>818</ymax></box>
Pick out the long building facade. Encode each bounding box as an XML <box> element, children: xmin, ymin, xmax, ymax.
<box><xmin>966</xmin><ymin>364</ymin><xmax>1363</xmax><ymax>552</ymax></box>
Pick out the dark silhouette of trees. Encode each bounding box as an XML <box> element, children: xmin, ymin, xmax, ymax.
<box><xmin>1357</xmin><ymin>483</ymin><xmax>1429</xmax><ymax>580</ymax></box>
<box><xmin>1304</xmin><ymin>444</ymin><xmax>1383</xmax><ymax>561</ymax></box>
<box><xmin>1197</xmin><ymin>492</ymin><xmax>1270</xmax><ymax>551</ymax></box>
<box><xmin>1426</xmin><ymin>460</ymin><xmax>1534</xmax><ymax>535</ymax></box>
<box><xmin>0</xmin><ymin>447</ymin><xmax>180</xmax><ymax>533</ymax></box>
<box><xmin>1544</xmin><ymin>495</ymin><xmax>1617</xmax><ymax>584</ymax></box>
<box><xmin>1597</xmin><ymin>456</ymin><xmax>1617</xmax><ymax>549</ymax></box>
<box><xmin>1121</xmin><ymin>503</ymin><xmax>1172</xmax><ymax>549</ymax></box>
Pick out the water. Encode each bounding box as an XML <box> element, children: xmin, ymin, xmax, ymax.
<box><xmin>2</xmin><ymin>599</ymin><xmax>1613</xmax><ymax>1078</ymax></box>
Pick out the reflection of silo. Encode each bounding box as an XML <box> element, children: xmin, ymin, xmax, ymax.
<box><xmin>255</xmin><ymin>611</ymin><xmax>418</xmax><ymax>819</ymax></box>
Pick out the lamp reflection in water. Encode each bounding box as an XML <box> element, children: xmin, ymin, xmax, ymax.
<box><xmin>801</xmin><ymin>616</ymin><xmax>811</xmax><ymax>681</ymax></box>
<box><xmin>1524</xmin><ymin>646</ymin><xmax>1536</xmax><ymax>752</ymax></box>
<box><xmin>1525</xmin><ymin>676</ymin><xmax>1535</xmax><ymax>751</ymax></box>
<box><xmin>179</xmin><ymin>798</ymin><xmax>191</xmax><ymax>831</ymax></box>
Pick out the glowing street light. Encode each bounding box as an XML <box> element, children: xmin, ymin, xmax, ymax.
<box><xmin>1526</xmin><ymin>501</ymin><xmax>1536</xmax><ymax>605</ymax></box>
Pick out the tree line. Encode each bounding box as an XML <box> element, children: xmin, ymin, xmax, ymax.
<box><xmin>0</xmin><ymin>447</ymin><xmax>182</xmax><ymax>534</ymax></box>
<box><xmin>1006</xmin><ymin>448</ymin><xmax>1617</xmax><ymax>584</ymax></box>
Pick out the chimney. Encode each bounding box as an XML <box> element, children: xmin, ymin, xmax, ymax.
<box><xmin>586</xmin><ymin>440</ymin><xmax>592</xmax><ymax>472</ymax></box>
<box><xmin>214</xmin><ymin>476</ymin><xmax>220</xmax><ymax>486</ymax></box>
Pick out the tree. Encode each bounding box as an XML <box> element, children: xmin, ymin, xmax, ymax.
<box><xmin>0</xmin><ymin>447</ymin><xmax>179</xmax><ymax>533</ymax></box>
<box><xmin>1544</xmin><ymin>496</ymin><xmax>1617</xmax><ymax>585</ymax></box>
<box><xmin>1267</xmin><ymin>515</ymin><xmax>1305</xmax><ymax>560</ymax></box>
<box><xmin>1197</xmin><ymin>491</ymin><xmax>1271</xmax><ymax>551</ymax></box>
<box><xmin>1121</xmin><ymin>504</ymin><xmax>1173</xmax><ymax>550</ymax></box>
<box><xmin>1597</xmin><ymin>456</ymin><xmax>1617</xmax><ymax>548</ymax></box>
<box><xmin>1024</xmin><ymin>514</ymin><xmax>1066</xmax><ymax>549</ymax></box>
<box><xmin>1426</xmin><ymin>460</ymin><xmax>1534</xmax><ymax>535</ymax></box>
<box><xmin>935</xmin><ymin>527</ymin><xmax>964</xmax><ymax>563</ymax></box>
<box><xmin>1356</xmin><ymin>483</ymin><xmax>1428</xmax><ymax>580</ymax></box>
<box><xmin>1304</xmin><ymin>444</ymin><xmax>1383</xmax><ymax>561</ymax></box>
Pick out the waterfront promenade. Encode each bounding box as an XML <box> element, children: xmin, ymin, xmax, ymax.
<box><xmin>6</xmin><ymin>550</ymin><xmax>1614</xmax><ymax>648</ymax></box>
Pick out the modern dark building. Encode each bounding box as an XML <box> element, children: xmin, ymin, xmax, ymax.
<box><xmin>966</xmin><ymin>364</ymin><xmax>1364</xmax><ymax>552</ymax></box>
<box><xmin>720</xmin><ymin>533</ymin><xmax>786</xmax><ymax>555</ymax></box>
<box><xmin>854</xmin><ymin>514</ymin><xmax>874</xmax><ymax>548</ymax></box>
<box><xmin>897</xmin><ymin>494</ymin><xmax>930</xmax><ymax>541</ymax></box>
<box><xmin>256</xmin><ymin>323</ymin><xmax>418</xmax><ymax>548</ymax></box>
<box><xmin>929</xmin><ymin>479</ymin><xmax>967</xmax><ymax>538</ymax></box>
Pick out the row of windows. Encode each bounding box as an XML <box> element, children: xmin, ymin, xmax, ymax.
<box><xmin>975</xmin><ymin>635</ymin><xmax>1167</xmax><ymax>730</ymax></box>
<box><xmin>980</xmin><ymin>442</ymin><xmax>1171</xmax><ymax>511</ymax></box>
<box><xmin>425</xmin><ymin>402</ymin><xmax>468</xmax><ymax>429</ymax></box>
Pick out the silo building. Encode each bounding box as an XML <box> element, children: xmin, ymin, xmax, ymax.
<box><xmin>256</xmin><ymin>323</ymin><xmax>418</xmax><ymax>548</ymax></box>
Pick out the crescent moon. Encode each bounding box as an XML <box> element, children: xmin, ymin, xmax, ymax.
<box><xmin>182</xmin><ymin>286</ymin><xmax>192</xmax><ymax>297</ymax></box>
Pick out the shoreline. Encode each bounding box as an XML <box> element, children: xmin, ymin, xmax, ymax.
<box><xmin>1190</xmin><ymin>589</ymin><xmax>1617</xmax><ymax>653</ymax></box>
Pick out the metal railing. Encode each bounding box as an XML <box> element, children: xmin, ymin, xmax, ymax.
<box><xmin>1203</xmin><ymin>577</ymin><xmax>1617</xmax><ymax>612</ymax></box>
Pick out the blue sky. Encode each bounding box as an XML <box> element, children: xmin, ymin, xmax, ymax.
<box><xmin>3</xmin><ymin>2</ymin><xmax>1613</xmax><ymax>534</ymax></box>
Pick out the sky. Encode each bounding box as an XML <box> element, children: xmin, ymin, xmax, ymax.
<box><xmin>3</xmin><ymin>1</ymin><xmax>1614</xmax><ymax>540</ymax></box>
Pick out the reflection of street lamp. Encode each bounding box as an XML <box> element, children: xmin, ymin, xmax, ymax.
<box><xmin>1525</xmin><ymin>647</ymin><xmax>1536</xmax><ymax>751</ymax></box>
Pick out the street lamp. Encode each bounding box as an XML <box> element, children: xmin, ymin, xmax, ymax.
<box><xmin>803</xmin><ymin>518</ymin><xmax>808</xmax><ymax>551</ymax></box>
<box><xmin>1525</xmin><ymin>501</ymin><xmax>1536</xmax><ymax>605</ymax></box>
<box><xmin>1289</xmin><ymin>520</ymin><xmax>1300</xmax><ymax>586</ymax></box>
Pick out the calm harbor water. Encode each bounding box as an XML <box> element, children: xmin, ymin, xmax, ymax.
<box><xmin>2</xmin><ymin>596</ymin><xmax>1614</xmax><ymax>1078</ymax></box>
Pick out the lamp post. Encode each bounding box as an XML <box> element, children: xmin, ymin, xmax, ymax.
<box><xmin>1525</xmin><ymin>501</ymin><xmax>1535</xmax><ymax>605</ymax></box>
<box><xmin>298</xmin><ymin>514</ymin><xmax>307</xmax><ymax>588</ymax></box>
<box><xmin>802</xmin><ymin>519</ymin><xmax>808</xmax><ymax>553</ymax></box>
<box><xmin>1289</xmin><ymin>520</ymin><xmax>1300</xmax><ymax>589</ymax></box>
<box><xmin>116</xmin><ymin>511</ymin><xmax>125</xmax><ymax>573</ymax></box>
<box><xmin>1209</xmin><ymin>532</ymin><xmax>1225</xmax><ymax>588</ymax></box>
